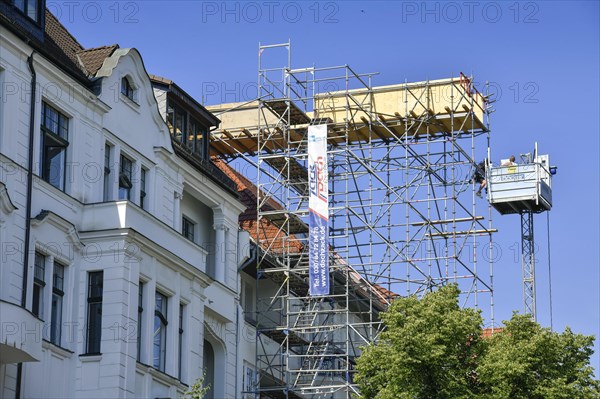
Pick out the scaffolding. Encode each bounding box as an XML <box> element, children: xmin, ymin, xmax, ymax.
<box><xmin>209</xmin><ymin>42</ymin><xmax>496</xmax><ymax>398</ymax></box>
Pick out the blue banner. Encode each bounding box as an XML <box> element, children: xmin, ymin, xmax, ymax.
<box><xmin>308</xmin><ymin>125</ymin><xmax>330</xmax><ymax>296</ymax></box>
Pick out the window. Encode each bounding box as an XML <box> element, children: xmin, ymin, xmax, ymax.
<box><xmin>175</xmin><ymin>107</ymin><xmax>187</xmax><ymax>144</ymax></box>
<box><xmin>140</xmin><ymin>167</ymin><xmax>147</xmax><ymax>209</ymax></box>
<box><xmin>189</xmin><ymin>118</ymin><xmax>208</xmax><ymax>157</ymax></box>
<box><xmin>40</xmin><ymin>102</ymin><xmax>69</xmax><ymax>191</ymax></box>
<box><xmin>32</xmin><ymin>252</ymin><xmax>46</xmax><ymax>318</ymax></box>
<box><xmin>86</xmin><ymin>271</ymin><xmax>103</xmax><ymax>354</ymax></box>
<box><xmin>137</xmin><ymin>282</ymin><xmax>143</xmax><ymax>361</ymax></box>
<box><xmin>153</xmin><ymin>292</ymin><xmax>168</xmax><ymax>371</ymax></box>
<box><xmin>50</xmin><ymin>262</ymin><xmax>65</xmax><ymax>345</ymax></box>
<box><xmin>121</xmin><ymin>77</ymin><xmax>135</xmax><ymax>101</ymax></box>
<box><xmin>11</xmin><ymin>0</ymin><xmax>41</xmax><ymax>23</ymax></box>
<box><xmin>178</xmin><ymin>304</ymin><xmax>184</xmax><ymax>380</ymax></box>
<box><xmin>166</xmin><ymin>102</ymin><xmax>209</xmax><ymax>158</ymax></box>
<box><xmin>166</xmin><ymin>104</ymin><xmax>187</xmax><ymax>144</ymax></box>
<box><xmin>118</xmin><ymin>154</ymin><xmax>133</xmax><ymax>200</ymax></box>
<box><xmin>243</xmin><ymin>365</ymin><xmax>257</xmax><ymax>398</ymax></box>
<box><xmin>103</xmin><ymin>144</ymin><xmax>112</xmax><ymax>201</ymax></box>
<box><xmin>182</xmin><ymin>216</ymin><xmax>195</xmax><ymax>242</ymax></box>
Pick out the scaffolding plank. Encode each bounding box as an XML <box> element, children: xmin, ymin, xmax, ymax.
<box><xmin>264</xmin><ymin>156</ymin><xmax>309</xmax><ymax>196</ymax></box>
<box><xmin>207</xmin><ymin>78</ymin><xmax>488</xmax><ymax>156</ymax></box>
<box><xmin>264</xmin><ymin>99</ymin><xmax>311</xmax><ymax>125</ymax></box>
<box><xmin>426</xmin><ymin>228</ymin><xmax>497</xmax><ymax>238</ymax></box>
<box><xmin>259</xmin><ymin>329</ymin><xmax>309</xmax><ymax>346</ymax></box>
<box><xmin>264</xmin><ymin>211</ymin><xmax>309</xmax><ymax>235</ymax></box>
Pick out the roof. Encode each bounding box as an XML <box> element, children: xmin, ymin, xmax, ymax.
<box><xmin>1</xmin><ymin>7</ymin><xmax>90</xmax><ymax>86</ymax></box>
<box><xmin>149</xmin><ymin>74</ymin><xmax>221</xmax><ymax>127</ymax></box>
<box><xmin>482</xmin><ymin>327</ymin><xmax>503</xmax><ymax>338</ymax></box>
<box><xmin>214</xmin><ymin>158</ymin><xmax>304</xmax><ymax>254</ymax></box>
<box><xmin>77</xmin><ymin>44</ymin><xmax>119</xmax><ymax>76</ymax></box>
<box><xmin>148</xmin><ymin>74</ymin><xmax>173</xmax><ymax>86</ymax></box>
<box><xmin>44</xmin><ymin>10</ymin><xmax>84</xmax><ymax>63</ymax></box>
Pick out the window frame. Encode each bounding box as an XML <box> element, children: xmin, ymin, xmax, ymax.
<box><xmin>182</xmin><ymin>216</ymin><xmax>196</xmax><ymax>243</ymax></box>
<box><xmin>178</xmin><ymin>303</ymin><xmax>185</xmax><ymax>380</ymax></box>
<box><xmin>121</xmin><ymin>76</ymin><xmax>135</xmax><ymax>102</ymax></box>
<box><xmin>140</xmin><ymin>167</ymin><xmax>148</xmax><ymax>209</ymax></box>
<box><xmin>40</xmin><ymin>102</ymin><xmax>69</xmax><ymax>191</ymax></box>
<box><xmin>50</xmin><ymin>262</ymin><xmax>65</xmax><ymax>346</ymax></box>
<box><xmin>153</xmin><ymin>291</ymin><xmax>168</xmax><ymax>372</ymax></box>
<box><xmin>32</xmin><ymin>252</ymin><xmax>46</xmax><ymax>319</ymax></box>
<box><xmin>103</xmin><ymin>143</ymin><xmax>112</xmax><ymax>201</ymax></box>
<box><xmin>85</xmin><ymin>271</ymin><xmax>104</xmax><ymax>355</ymax></box>
<box><xmin>11</xmin><ymin>0</ymin><xmax>42</xmax><ymax>24</ymax></box>
<box><xmin>137</xmin><ymin>281</ymin><xmax>144</xmax><ymax>362</ymax></box>
<box><xmin>243</xmin><ymin>364</ymin><xmax>257</xmax><ymax>399</ymax></box>
<box><xmin>166</xmin><ymin>99</ymin><xmax>210</xmax><ymax>159</ymax></box>
<box><xmin>118</xmin><ymin>153</ymin><xmax>133</xmax><ymax>201</ymax></box>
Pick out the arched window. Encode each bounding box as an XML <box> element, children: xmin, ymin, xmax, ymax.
<box><xmin>121</xmin><ymin>76</ymin><xmax>135</xmax><ymax>101</ymax></box>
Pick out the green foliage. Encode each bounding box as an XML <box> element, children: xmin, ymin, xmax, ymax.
<box><xmin>477</xmin><ymin>314</ymin><xmax>600</xmax><ymax>399</ymax></box>
<box><xmin>355</xmin><ymin>285</ymin><xmax>483</xmax><ymax>399</ymax></box>
<box><xmin>182</xmin><ymin>372</ymin><xmax>210</xmax><ymax>399</ymax></box>
<box><xmin>355</xmin><ymin>285</ymin><xmax>600</xmax><ymax>399</ymax></box>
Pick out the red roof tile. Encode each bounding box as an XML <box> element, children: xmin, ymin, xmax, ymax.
<box><xmin>213</xmin><ymin>159</ymin><xmax>303</xmax><ymax>254</ymax></box>
<box><xmin>482</xmin><ymin>327</ymin><xmax>503</xmax><ymax>338</ymax></box>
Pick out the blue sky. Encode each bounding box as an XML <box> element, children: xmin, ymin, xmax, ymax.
<box><xmin>54</xmin><ymin>0</ymin><xmax>599</xmax><ymax>369</ymax></box>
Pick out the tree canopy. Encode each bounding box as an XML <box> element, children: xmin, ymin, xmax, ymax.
<box><xmin>355</xmin><ymin>285</ymin><xmax>599</xmax><ymax>399</ymax></box>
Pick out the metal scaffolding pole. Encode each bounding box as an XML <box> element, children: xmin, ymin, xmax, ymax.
<box><xmin>521</xmin><ymin>210</ymin><xmax>536</xmax><ymax>321</ymax></box>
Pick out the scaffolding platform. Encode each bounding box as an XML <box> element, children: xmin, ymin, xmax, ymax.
<box><xmin>259</xmin><ymin>329</ymin><xmax>309</xmax><ymax>346</ymax></box>
<box><xmin>264</xmin><ymin>99</ymin><xmax>312</xmax><ymax>125</ymax></box>
<box><xmin>258</xmin><ymin>372</ymin><xmax>305</xmax><ymax>399</ymax></box>
<box><xmin>488</xmin><ymin>158</ymin><xmax>553</xmax><ymax>215</ymax></box>
<box><xmin>208</xmin><ymin>76</ymin><xmax>488</xmax><ymax>158</ymax></box>
<box><xmin>263</xmin><ymin>155</ymin><xmax>309</xmax><ymax>195</ymax></box>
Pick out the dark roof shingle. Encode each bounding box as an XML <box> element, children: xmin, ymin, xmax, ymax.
<box><xmin>42</xmin><ymin>10</ymin><xmax>89</xmax><ymax>79</ymax></box>
<box><xmin>77</xmin><ymin>44</ymin><xmax>119</xmax><ymax>76</ymax></box>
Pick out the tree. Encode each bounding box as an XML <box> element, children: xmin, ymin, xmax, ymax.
<box><xmin>181</xmin><ymin>372</ymin><xmax>210</xmax><ymax>399</ymax></box>
<box><xmin>355</xmin><ymin>285</ymin><xmax>483</xmax><ymax>399</ymax></box>
<box><xmin>477</xmin><ymin>314</ymin><xmax>600</xmax><ymax>399</ymax></box>
<box><xmin>355</xmin><ymin>285</ymin><xmax>600</xmax><ymax>399</ymax></box>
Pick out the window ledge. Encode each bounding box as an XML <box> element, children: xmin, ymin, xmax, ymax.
<box><xmin>42</xmin><ymin>339</ymin><xmax>73</xmax><ymax>358</ymax></box>
<box><xmin>136</xmin><ymin>361</ymin><xmax>185</xmax><ymax>387</ymax></box>
<box><xmin>34</xmin><ymin>175</ymin><xmax>79</xmax><ymax>209</ymax></box>
<box><xmin>79</xmin><ymin>353</ymin><xmax>102</xmax><ymax>362</ymax></box>
<box><xmin>120</xmin><ymin>93</ymin><xmax>141</xmax><ymax>114</ymax></box>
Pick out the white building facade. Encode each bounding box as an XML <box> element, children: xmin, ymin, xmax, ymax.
<box><xmin>0</xmin><ymin>2</ymin><xmax>253</xmax><ymax>398</ymax></box>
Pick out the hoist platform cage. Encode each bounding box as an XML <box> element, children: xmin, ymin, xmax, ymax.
<box><xmin>487</xmin><ymin>149</ymin><xmax>553</xmax><ymax>215</ymax></box>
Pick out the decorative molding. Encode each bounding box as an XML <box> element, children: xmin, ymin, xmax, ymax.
<box><xmin>136</xmin><ymin>362</ymin><xmax>184</xmax><ymax>389</ymax></box>
<box><xmin>79</xmin><ymin>228</ymin><xmax>212</xmax><ymax>285</ymax></box>
<box><xmin>213</xmin><ymin>222</ymin><xmax>229</xmax><ymax>232</ymax></box>
<box><xmin>0</xmin><ymin>183</ymin><xmax>18</xmax><ymax>215</ymax></box>
<box><xmin>30</xmin><ymin>210</ymin><xmax>85</xmax><ymax>250</ymax></box>
<box><xmin>204</xmin><ymin>313</ymin><xmax>227</xmax><ymax>345</ymax></box>
<box><xmin>96</xmin><ymin>48</ymin><xmax>171</xmax><ymax>135</ymax></box>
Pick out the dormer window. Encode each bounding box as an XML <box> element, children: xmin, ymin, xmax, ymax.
<box><xmin>121</xmin><ymin>77</ymin><xmax>135</xmax><ymax>101</ymax></box>
<box><xmin>166</xmin><ymin>101</ymin><xmax>209</xmax><ymax>159</ymax></box>
<box><xmin>11</xmin><ymin>0</ymin><xmax>42</xmax><ymax>23</ymax></box>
